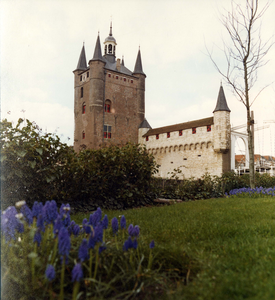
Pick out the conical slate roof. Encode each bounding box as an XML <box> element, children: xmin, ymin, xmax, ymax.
<box><xmin>133</xmin><ymin>49</ymin><xmax>145</xmax><ymax>76</ymax></box>
<box><xmin>76</xmin><ymin>45</ymin><xmax>87</xmax><ymax>70</ymax></box>
<box><xmin>139</xmin><ymin>118</ymin><xmax>151</xmax><ymax>129</ymax></box>
<box><xmin>91</xmin><ymin>35</ymin><xmax>105</xmax><ymax>62</ymax></box>
<box><xmin>213</xmin><ymin>85</ymin><xmax>231</xmax><ymax>113</ymax></box>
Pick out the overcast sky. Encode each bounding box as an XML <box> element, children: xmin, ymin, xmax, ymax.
<box><xmin>1</xmin><ymin>0</ymin><xmax>275</xmax><ymax>156</ymax></box>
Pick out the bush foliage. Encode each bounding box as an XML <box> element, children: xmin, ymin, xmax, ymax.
<box><xmin>1</xmin><ymin>119</ymin><xmax>158</xmax><ymax>211</ymax></box>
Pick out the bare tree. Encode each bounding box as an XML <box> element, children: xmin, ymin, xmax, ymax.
<box><xmin>208</xmin><ymin>0</ymin><xmax>273</xmax><ymax>188</ymax></box>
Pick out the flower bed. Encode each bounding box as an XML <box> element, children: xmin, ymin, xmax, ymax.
<box><xmin>1</xmin><ymin>200</ymin><xmax>173</xmax><ymax>300</ymax></box>
<box><xmin>226</xmin><ymin>186</ymin><xmax>275</xmax><ymax>197</ymax></box>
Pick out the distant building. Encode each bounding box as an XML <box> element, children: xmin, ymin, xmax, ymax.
<box><xmin>73</xmin><ymin>24</ymin><xmax>145</xmax><ymax>151</ymax></box>
<box><xmin>73</xmin><ymin>24</ymin><xmax>233</xmax><ymax>179</ymax></box>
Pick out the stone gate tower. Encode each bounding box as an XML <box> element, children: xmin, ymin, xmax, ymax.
<box><xmin>73</xmin><ymin>24</ymin><xmax>146</xmax><ymax>151</ymax></box>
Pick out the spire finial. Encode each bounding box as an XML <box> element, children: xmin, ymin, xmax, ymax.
<box><xmin>220</xmin><ymin>80</ymin><xmax>222</xmax><ymax>86</ymax></box>
<box><xmin>109</xmin><ymin>20</ymin><xmax>112</xmax><ymax>36</ymax></box>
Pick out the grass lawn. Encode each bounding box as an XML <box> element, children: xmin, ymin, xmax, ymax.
<box><xmin>73</xmin><ymin>196</ymin><xmax>275</xmax><ymax>300</ymax></box>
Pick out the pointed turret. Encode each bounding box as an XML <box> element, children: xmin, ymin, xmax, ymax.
<box><xmin>91</xmin><ymin>35</ymin><xmax>105</xmax><ymax>62</ymax></box>
<box><xmin>133</xmin><ymin>49</ymin><xmax>145</xmax><ymax>76</ymax></box>
<box><xmin>76</xmin><ymin>44</ymin><xmax>87</xmax><ymax>71</ymax></box>
<box><xmin>139</xmin><ymin>118</ymin><xmax>151</xmax><ymax>129</ymax></box>
<box><xmin>213</xmin><ymin>84</ymin><xmax>231</xmax><ymax>113</ymax></box>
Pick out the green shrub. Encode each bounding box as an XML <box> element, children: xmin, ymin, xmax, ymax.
<box><xmin>1</xmin><ymin>119</ymin><xmax>158</xmax><ymax>211</ymax></box>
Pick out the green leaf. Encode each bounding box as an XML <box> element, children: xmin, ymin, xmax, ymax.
<box><xmin>36</xmin><ymin>148</ymin><xmax>43</xmax><ymax>155</ymax></box>
<box><xmin>17</xmin><ymin>149</ymin><xmax>27</xmax><ymax>157</ymax></box>
<box><xmin>29</xmin><ymin>160</ymin><xmax>36</xmax><ymax>169</ymax></box>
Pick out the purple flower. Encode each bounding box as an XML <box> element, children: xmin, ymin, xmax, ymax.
<box><xmin>84</xmin><ymin>224</ymin><xmax>92</xmax><ymax>234</ymax></box>
<box><xmin>111</xmin><ymin>217</ymin><xmax>118</xmax><ymax>235</ymax></box>
<box><xmin>21</xmin><ymin>204</ymin><xmax>33</xmax><ymax>225</ymax></box>
<box><xmin>102</xmin><ymin>215</ymin><xmax>108</xmax><ymax>230</ymax></box>
<box><xmin>133</xmin><ymin>238</ymin><xmax>138</xmax><ymax>249</ymax></box>
<box><xmin>123</xmin><ymin>237</ymin><xmax>133</xmax><ymax>251</ymax></box>
<box><xmin>94</xmin><ymin>223</ymin><xmax>103</xmax><ymax>243</ymax></box>
<box><xmin>72</xmin><ymin>224</ymin><xmax>80</xmax><ymax>236</ymax></box>
<box><xmin>42</xmin><ymin>200</ymin><xmax>58</xmax><ymax>225</ymax></box>
<box><xmin>89</xmin><ymin>207</ymin><xmax>102</xmax><ymax>227</ymax></box>
<box><xmin>133</xmin><ymin>225</ymin><xmax>140</xmax><ymax>237</ymax></box>
<box><xmin>120</xmin><ymin>215</ymin><xmax>126</xmax><ymax>230</ymax></box>
<box><xmin>36</xmin><ymin>214</ymin><xmax>45</xmax><ymax>232</ymax></box>
<box><xmin>78</xmin><ymin>239</ymin><xmax>89</xmax><ymax>262</ymax></box>
<box><xmin>60</xmin><ymin>204</ymin><xmax>71</xmax><ymax>227</ymax></box>
<box><xmin>32</xmin><ymin>201</ymin><xmax>43</xmax><ymax>219</ymax></box>
<box><xmin>34</xmin><ymin>230</ymin><xmax>42</xmax><ymax>246</ymax></box>
<box><xmin>88</xmin><ymin>233</ymin><xmax>96</xmax><ymax>249</ymax></box>
<box><xmin>149</xmin><ymin>240</ymin><xmax>155</xmax><ymax>249</ymax></box>
<box><xmin>53</xmin><ymin>215</ymin><xmax>63</xmax><ymax>236</ymax></box>
<box><xmin>99</xmin><ymin>243</ymin><xmax>107</xmax><ymax>254</ymax></box>
<box><xmin>1</xmin><ymin>206</ymin><xmax>21</xmax><ymax>241</ymax></box>
<box><xmin>45</xmin><ymin>265</ymin><xmax>55</xmax><ymax>281</ymax></box>
<box><xmin>58</xmin><ymin>227</ymin><xmax>71</xmax><ymax>259</ymax></box>
<box><xmin>72</xmin><ymin>263</ymin><xmax>83</xmax><ymax>282</ymax></box>
<box><xmin>128</xmin><ymin>224</ymin><xmax>134</xmax><ymax>236</ymax></box>
<box><xmin>82</xmin><ymin>218</ymin><xmax>88</xmax><ymax>226</ymax></box>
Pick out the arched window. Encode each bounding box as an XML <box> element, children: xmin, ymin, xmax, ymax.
<box><xmin>82</xmin><ymin>103</ymin><xmax>86</xmax><ymax>114</ymax></box>
<box><xmin>105</xmin><ymin>99</ymin><xmax>111</xmax><ymax>113</ymax></box>
<box><xmin>81</xmin><ymin>87</ymin><xmax>83</xmax><ymax>98</ymax></box>
<box><xmin>108</xmin><ymin>44</ymin><xmax>112</xmax><ymax>54</ymax></box>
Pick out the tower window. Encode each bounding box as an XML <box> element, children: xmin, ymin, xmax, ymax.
<box><xmin>146</xmin><ymin>136</ymin><xmax>149</xmax><ymax>141</ymax></box>
<box><xmin>207</xmin><ymin>125</ymin><xmax>211</xmax><ymax>132</ymax></box>
<box><xmin>179</xmin><ymin>130</ymin><xmax>182</xmax><ymax>136</ymax></box>
<box><xmin>80</xmin><ymin>75</ymin><xmax>82</xmax><ymax>81</ymax></box>
<box><xmin>105</xmin><ymin>100</ymin><xmax>111</xmax><ymax>113</ymax></box>
<box><xmin>124</xmin><ymin>78</ymin><xmax>126</xmax><ymax>82</ymax></box>
<box><xmin>108</xmin><ymin>73</ymin><xmax>111</xmax><ymax>78</ymax></box>
<box><xmin>131</xmin><ymin>80</ymin><xmax>133</xmax><ymax>83</ymax></box>
<box><xmin>116</xmin><ymin>76</ymin><xmax>118</xmax><ymax>79</ymax></box>
<box><xmin>82</xmin><ymin>103</ymin><xmax>86</xmax><ymax>114</ymax></box>
<box><xmin>108</xmin><ymin>44</ymin><xmax>112</xmax><ymax>54</ymax></box>
<box><xmin>192</xmin><ymin>127</ymin><xmax>196</xmax><ymax>134</ymax></box>
<box><xmin>81</xmin><ymin>87</ymin><xmax>83</xmax><ymax>98</ymax></box>
<box><xmin>167</xmin><ymin>132</ymin><xmax>170</xmax><ymax>138</ymax></box>
<box><xmin>156</xmin><ymin>134</ymin><xmax>159</xmax><ymax>140</ymax></box>
<box><xmin>87</xmin><ymin>72</ymin><xmax>89</xmax><ymax>78</ymax></box>
<box><xmin>104</xmin><ymin>45</ymin><xmax>107</xmax><ymax>55</ymax></box>
<box><xmin>82</xmin><ymin>131</ymin><xmax>85</xmax><ymax>139</ymax></box>
<box><xmin>104</xmin><ymin>125</ymin><xmax>112</xmax><ymax>139</ymax></box>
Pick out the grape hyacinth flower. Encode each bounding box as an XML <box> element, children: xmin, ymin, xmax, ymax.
<box><xmin>120</xmin><ymin>215</ymin><xmax>126</xmax><ymax>230</ymax></box>
<box><xmin>71</xmin><ymin>224</ymin><xmax>80</xmax><ymax>236</ymax></box>
<box><xmin>43</xmin><ymin>200</ymin><xmax>58</xmax><ymax>225</ymax></box>
<box><xmin>21</xmin><ymin>204</ymin><xmax>33</xmax><ymax>225</ymax></box>
<box><xmin>78</xmin><ymin>239</ymin><xmax>89</xmax><ymax>262</ymax></box>
<box><xmin>45</xmin><ymin>265</ymin><xmax>56</xmax><ymax>281</ymax></box>
<box><xmin>128</xmin><ymin>224</ymin><xmax>140</xmax><ymax>237</ymax></box>
<box><xmin>32</xmin><ymin>201</ymin><xmax>43</xmax><ymax>219</ymax></box>
<box><xmin>1</xmin><ymin>206</ymin><xmax>21</xmax><ymax>241</ymax></box>
<box><xmin>58</xmin><ymin>227</ymin><xmax>71</xmax><ymax>260</ymax></box>
<box><xmin>53</xmin><ymin>215</ymin><xmax>63</xmax><ymax>236</ymax></box>
<box><xmin>71</xmin><ymin>263</ymin><xmax>83</xmax><ymax>300</ymax></box>
<box><xmin>102</xmin><ymin>214</ymin><xmax>108</xmax><ymax>230</ymax></box>
<box><xmin>123</xmin><ymin>237</ymin><xmax>133</xmax><ymax>252</ymax></box>
<box><xmin>111</xmin><ymin>217</ymin><xmax>119</xmax><ymax>235</ymax></box>
<box><xmin>34</xmin><ymin>230</ymin><xmax>42</xmax><ymax>246</ymax></box>
<box><xmin>149</xmin><ymin>240</ymin><xmax>155</xmax><ymax>249</ymax></box>
<box><xmin>72</xmin><ymin>263</ymin><xmax>83</xmax><ymax>282</ymax></box>
<box><xmin>36</xmin><ymin>214</ymin><xmax>45</xmax><ymax>232</ymax></box>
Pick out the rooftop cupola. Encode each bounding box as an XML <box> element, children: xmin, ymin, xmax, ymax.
<box><xmin>103</xmin><ymin>22</ymin><xmax>117</xmax><ymax>63</ymax></box>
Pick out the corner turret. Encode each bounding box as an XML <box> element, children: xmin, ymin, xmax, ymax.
<box><xmin>213</xmin><ymin>84</ymin><xmax>231</xmax><ymax>155</ymax></box>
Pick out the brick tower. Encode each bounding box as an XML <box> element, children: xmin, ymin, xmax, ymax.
<box><xmin>73</xmin><ymin>24</ymin><xmax>146</xmax><ymax>151</ymax></box>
